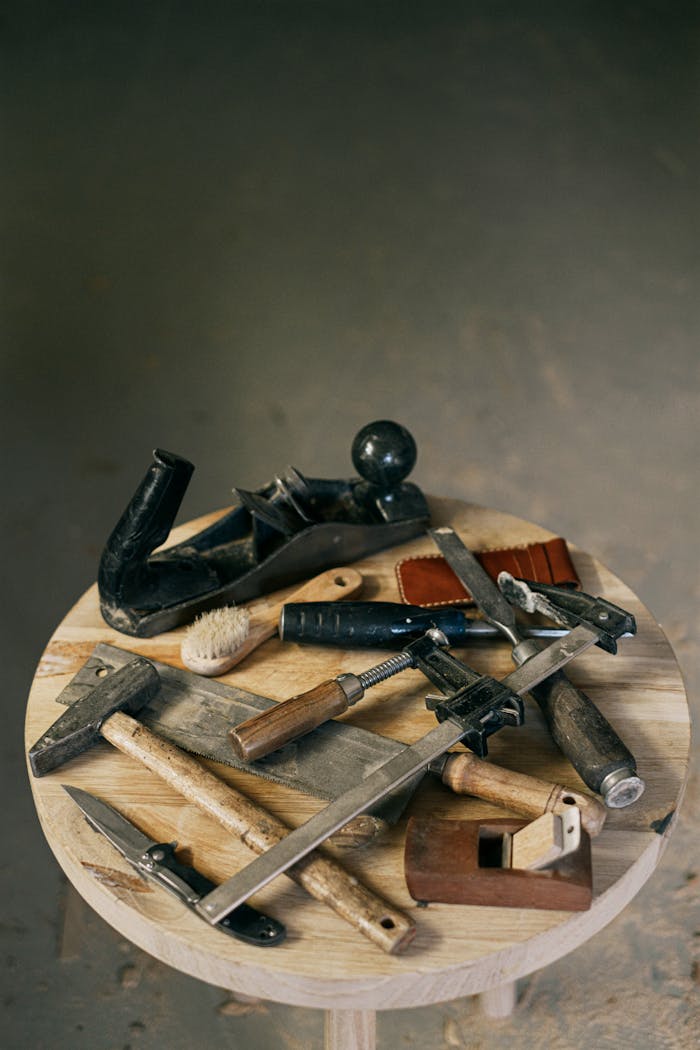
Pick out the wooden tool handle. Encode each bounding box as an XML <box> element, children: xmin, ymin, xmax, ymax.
<box><xmin>247</xmin><ymin>567</ymin><xmax>364</xmax><ymax>635</ymax></box>
<box><xmin>222</xmin><ymin>567</ymin><xmax>364</xmax><ymax>671</ymax></box>
<box><xmin>440</xmin><ymin>752</ymin><xmax>607</xmax><ymax>836</ymax></box>
<box><xmin>101</xmin><ymin>711</ymin><xmax>415</xmax><ymax>954</ymax></box>
<box><xmin>229</xmin><ymin>680</ymin><xmax>351</xmax><ymax>762</ymax></box>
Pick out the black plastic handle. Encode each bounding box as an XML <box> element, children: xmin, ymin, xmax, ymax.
<box><xmin>280</xmin><ymin>601</ymin><xmax>473</xmax><ymax>648</ymax></box>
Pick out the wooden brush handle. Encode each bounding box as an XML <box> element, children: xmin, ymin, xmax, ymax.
<box><xmin>229</xmin><ymin>680</ymin><xmax>351</xmax><ymax>762</ymax></box>
<box><xmin>101</xmin><ymin>711</ymin><xmax>416</xmax><ymax>955</ymax></box>
<box><xmin>440</xmin><ymin>752</ymin><xmax>607</xmax><ymax>836</ymax></box>
<box><xmin>224</xmin><ymin>567</ymin><xmax>364</xmax><ymax>671</ymax></box>
<box><xmin>249</xmin><ymin>567</ymin><xmax>363</xmax><ymax>632</ymax></box>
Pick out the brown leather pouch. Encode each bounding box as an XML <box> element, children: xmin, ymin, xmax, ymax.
<box><xmin>396</xmin><ymin>537</ymin><xmax>579</xmax><ymax>607</ymax></box>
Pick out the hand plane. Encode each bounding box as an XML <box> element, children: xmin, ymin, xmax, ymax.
<box><xmin>98</xmin><ymin>420</ymin><xmax>429</xmax><ymax>636</ymax></box>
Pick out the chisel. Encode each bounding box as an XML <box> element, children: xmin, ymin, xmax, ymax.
<box><xmin>279</xmin><ymin>600</ymin><xmax>565</xmax><ymax>648</ymax></box>
<box><xmin>428</xmin><ymin>527</ymin><xmax>644</xmax><ymax>808</ymax></box>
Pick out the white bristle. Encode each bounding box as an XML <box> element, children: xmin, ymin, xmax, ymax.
<box><xmin>181</xmin><ymin>606</ymin><xmax>251</xmax><ymax>674</ymax></box>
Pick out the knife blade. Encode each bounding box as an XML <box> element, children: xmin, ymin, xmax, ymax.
<box><xmin>63</xmin><ymin>784</ymin><xmax>286</xmax><ymax>946</ymax></box>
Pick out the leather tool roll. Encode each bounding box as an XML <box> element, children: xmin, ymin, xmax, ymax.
<box><xmin>396</xmin><ymin>538</ymin><xmax>579</xmax><ymax>607</ymax></box>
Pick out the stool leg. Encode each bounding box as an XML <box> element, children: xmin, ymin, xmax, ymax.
<box><xmin>479</xmin><ymin>980</ymin><xmax>517</xmax><ymax>1018</ymax></box>
<box><xmin>324</xmin><ymin>1008</ymin><xmax>376</xmax><ymax>1050</ymax></box>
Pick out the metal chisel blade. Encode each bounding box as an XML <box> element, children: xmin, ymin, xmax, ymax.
<box><xmin>429</xmin><ymin>526</ymin><xmax>518</xmax><ymax>631</ymax></box>
<box><xmin>55</xmin><ymin>643</ymin><xmax>420</xmax><ymax>823</ymax></box>
<box><xmin>194</xmin><ymin>622</ymin><xmax>599</xmax><ymax>923</ymax></box>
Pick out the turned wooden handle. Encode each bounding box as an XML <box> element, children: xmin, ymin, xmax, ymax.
<box><xmin>440</xmin><ymin>752</ymin><xmax>607</xmax><ymax>836</ymax></box>
<box><xmin>101</xmin><ymin>711</ymin><xmax>415</xmax><ymax>954</ymax></box>
<box><xmin>246</xmin><ymin>567</ymin><xmax>364</xmax><ymax>635</ymax></box>
<box><xmin>229</xmin><ymin>679</ymin><xmax>351</xmax><ymax>762</ymax></box>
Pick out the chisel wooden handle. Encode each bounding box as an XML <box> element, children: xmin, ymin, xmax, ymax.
<box><xmin>440</xmin><ymin>752</ymin><xmax>607</xmax><ymax>836</ymax></box>
<box><xmin>101</xmin><ymin>711</ymin><xmax>415</xmax><ymax>954</ymax></box>
<box><xmin>230</xmin><ymin>679</ymin><xmax>352</xmax><ymax>762</ymax></box>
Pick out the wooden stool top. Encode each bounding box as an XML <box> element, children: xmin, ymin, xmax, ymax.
<box><xmin>25</xmin><ymin>498</ymin><xmax>690</xmax><ymax>1010</ymax></box>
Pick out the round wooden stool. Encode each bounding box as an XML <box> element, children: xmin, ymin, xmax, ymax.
<box><xmin>25</xmin><ymin>498</ymin><xmax>690</xmax><ymax>1050</ymax></box>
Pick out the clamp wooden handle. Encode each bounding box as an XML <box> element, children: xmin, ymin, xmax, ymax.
<box><xmin>229</xmin><ymin>679</ymin><xmax>351</xmax><ymax>762</ymax></box>
<box><xmin>440</xmin><ymin>752</ymin><xmax>607</xmax><ymax>836</ymax></box>
<box><xmin>101</xmin><ymin>711</ymin><xmax>415</xmax><ymax>954</ymax></box>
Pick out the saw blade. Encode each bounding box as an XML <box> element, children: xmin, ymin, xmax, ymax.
<box><xmin>54</xmin><ymin>643</ymin><xmax>419</xmax><ymax>823</ymax></box>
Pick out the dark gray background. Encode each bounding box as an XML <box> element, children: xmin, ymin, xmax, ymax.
<box><xmin>3</xmin><ymin>4</ymin><xmax>698</xmax><ymax>1047</ymax></box>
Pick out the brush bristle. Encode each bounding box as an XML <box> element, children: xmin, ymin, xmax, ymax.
<box><xmin>182</xmin><ymin>606</ymin><xmax>251</xmax><ymax>661</ymax></box>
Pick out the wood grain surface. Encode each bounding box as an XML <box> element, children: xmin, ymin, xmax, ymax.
<box><xmin>24</xmin><ymin>497</ymin><xmax>691</xmax><ymax>1010</ymax></box>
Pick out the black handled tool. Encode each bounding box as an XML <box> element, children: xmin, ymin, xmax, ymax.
<box><xmin>429</xmin><ymin>527</ymin><xmax>644</xmax><ymax>808</ymax></box>
<box><xmin>279</xmin><ymin>601</ymin><xmax>565</xmax><ymax>648</ymax></box>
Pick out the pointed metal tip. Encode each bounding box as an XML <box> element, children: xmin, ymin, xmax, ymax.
<box><xmin>61</xmin><ymin>783</ymin><xmax>100</xmax><ymax>814</ymax></box>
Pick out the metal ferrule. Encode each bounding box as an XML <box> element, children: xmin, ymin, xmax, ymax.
<box><xmin>511</xmin><ymin>637</ymin><xmax>542</xmax><ymax>666</ymax></box>
<box><xmin>600</xmin><ymin>768</ymin><xmax>646</xmax><ymax>808</ymax></box>
<box><xmin>335</xmin><ymin>673</ymin><xmax>365</xmax><ymax>706</ymax></box>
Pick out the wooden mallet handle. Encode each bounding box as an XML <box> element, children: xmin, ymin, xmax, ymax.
<box><xmin>101</xmin><ymin>711</ymin><xmax>415</xmax><ymax>954</ymax></box>
<box><xmin>229</xmin><ymin>679</ymin><xmax>351</xmax><ymax>762</ymax></box>
<box><xmin>440</xmin><ymin>752</ymin><xmax>607</xmax><ymax>836</ymax></box>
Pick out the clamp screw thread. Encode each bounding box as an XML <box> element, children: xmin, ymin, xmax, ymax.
<box><xmin>358</xmin><ymin>651</ymin><xmax>414</xmax><ymax>689</ymax></box>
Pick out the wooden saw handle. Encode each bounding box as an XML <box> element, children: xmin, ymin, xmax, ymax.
<box><xmin>440</xmin><ymin>752</ymin><xmax>607</xmax><ymax>836</ymax></box>
<box><xmin>101</xmin><ymin>710</ymin><xmax>415</xmax><ymax>954</ymax></box>
<box><xmin>230</xmin><ymin>679</ymin><xmax>351</xmax><ymax>762</ymax></box>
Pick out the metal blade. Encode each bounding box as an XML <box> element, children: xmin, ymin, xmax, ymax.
<box><xmin>196</xmin><ymin>719</ymin><xmax>466</xmax><ymax>923</ymax></box>
<box><xmin>55</xmin><ymin>644</ymin><xmax>419</xmax><ymax>824</ymax></box>
<box><xmin>63</xmin><ymin>785</ymin><xmax>287</xmax><ymax>945</ymax></box>
<box><xmin>429</xmin><ymin>526</ymin><xmax>518</xmax><ymax>635</ymax></box>
<box><xmin>494</xmin><ymin>623</ymin><xmax>598</xmax><ymax>691</ymax></box>
<box><xmin>63</xmin><ymin>783</ymin><xmax>156</xmax><ymax>865</ymax></box>
<box><xmin>195</xmin><ymin>622</ymin><xmax>599</xmax><ymax>923</ymax></box>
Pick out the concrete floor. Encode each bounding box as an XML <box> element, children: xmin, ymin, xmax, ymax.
<box><xmin>2</xmin><ymin>4</ymin><xmax>698</xmax><ymax>1047</ymax></box>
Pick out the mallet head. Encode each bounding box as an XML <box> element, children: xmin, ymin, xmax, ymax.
<box><xmin>28</xmin><ymin>657</ymin><xmax>160</xmax><ymax>777</ymax></box>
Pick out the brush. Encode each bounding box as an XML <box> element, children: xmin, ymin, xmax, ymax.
<box><xmin>181</xmin><ymin>567</ymin><xmax>363</xmax><ymax>676</ymax></box>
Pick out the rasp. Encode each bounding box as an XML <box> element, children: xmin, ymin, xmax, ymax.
<box><xmin>63</xmin><ymin>784</ymin><xmax>286</xmax><ymax>946</ymax></box>
<box><xmin>54</xmin><ymin>644</ymin><xmax>607</xmax><ymax>835</ymax></box>
<box><xmin>191</xmin><ymin>622</ymin><xmax>616</xmax><ymax>924</ymax></box>
<box><xmin>428</xmin><ymin>526</ymin><xmax>643</xmax><ymax>807</ymax></box>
